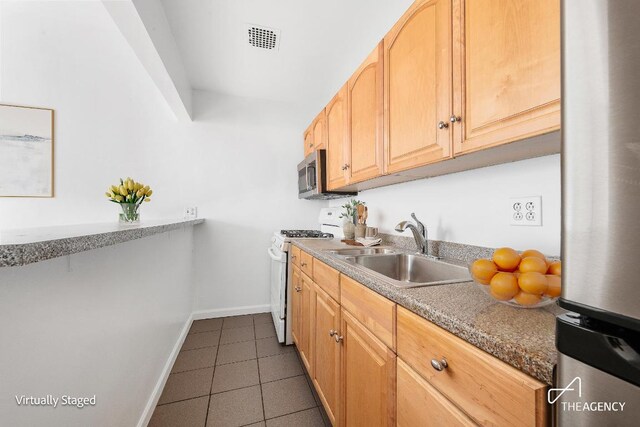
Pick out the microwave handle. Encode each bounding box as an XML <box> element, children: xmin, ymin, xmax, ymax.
<box><xmin>305</xmin><ymin>166</ymin><xmax>311</xmax><ymax>191</ymax></box>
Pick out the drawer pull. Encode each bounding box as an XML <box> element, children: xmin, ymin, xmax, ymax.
<box><xmin>431</xmin><ymin>358</ymin><xmax>448</xmax><ymax>371</ymax></box>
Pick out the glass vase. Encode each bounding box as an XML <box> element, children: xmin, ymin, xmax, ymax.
<box><xmin>119</xmin><ymin>202</ymin><xmax>140</xmax><ymax>224</ymax></box>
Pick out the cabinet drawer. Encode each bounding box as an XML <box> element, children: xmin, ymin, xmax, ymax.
<box><xmin>313</xmin><ymin>259</ymin><xmax>340</xmax><ymax>302</ymax></box>
<box><xmin>300</xmin><ymin>250</ymin><xmax>313</xmax><ymax>277</ymax></box>
<box><xmin>340</xmin><ymin>275</ymin><xmax>396</xmax><ymax>350</ymax></box>
<box><xmin>397</xmin><ymin>307</ymin><xmax>547</xmax><ymax>426</ymax></box>
<box><xmin>291</xmin><ymin>245</ymin><xmax>301</xmax><ymax>267</ymax></box>
<box><xmin>397</xmin><ymin>358</ymin><xmax>474</xmax><ymax>427</ymax></box>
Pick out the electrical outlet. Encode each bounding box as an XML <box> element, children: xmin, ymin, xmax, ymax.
<box><xmin>510</xmin><ymin>196</ymin><xmax>542</xmax><ymax>226</ymax></box>
<box><xmin>184</xmin><ymin>206</ymin><xmax>198</xmax><ymax>219</ymax></box>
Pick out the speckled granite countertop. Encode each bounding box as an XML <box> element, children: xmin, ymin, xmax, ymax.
<box><xmin>0</xmin><ymin>218</ymin><xmax>204</xmax><ymax>268</ymax></box>
<box><xmin>292</xmin><ymin>238</ymin><xmax>563</xmax><ymax>385</ymax></box>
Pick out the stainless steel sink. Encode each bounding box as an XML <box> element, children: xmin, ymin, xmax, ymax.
<box><xmin>343</xmin><ymin>253</ymin><xmax>471</xmax><ymax>288</ymax></box>
<box><xmin>327</xmin><ymin>248</ymin><xmax>397</xmax><ymax>256</ymax></box>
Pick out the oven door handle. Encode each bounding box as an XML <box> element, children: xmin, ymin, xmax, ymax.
<box><xmin>267</xmin><ymin>247</ymin><xmax>286</xmax><ymax>262</ymax></box>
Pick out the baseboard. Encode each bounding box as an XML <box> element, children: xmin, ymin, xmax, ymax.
<box><xmin>192</xmin><ymin>304</ymin><xmax>270</xmax><ymax>320</ymax></box>
<box><xmin>137</xmin><ymin>313</ymin><xmax>194</xmax><ymax>427</ymax></box>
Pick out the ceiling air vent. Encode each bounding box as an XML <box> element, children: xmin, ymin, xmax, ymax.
<box><xmin>246</xmin><ymin>24</ymin><xmax>281</xmax><ymax>51</ymax></box>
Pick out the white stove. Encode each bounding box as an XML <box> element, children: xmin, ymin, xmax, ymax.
<box><xmin>268</xmin><ymin>208</ymin><xmax>343</xmax><ymax>344</ymax></box>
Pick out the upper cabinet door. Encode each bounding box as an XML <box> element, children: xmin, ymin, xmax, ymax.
<box><xmin>326</xmin><ymin>85</ymin><xmax>349</xmax><ymax>190</ymax></box>
<box><xmin>348</xmin><ymin>42</ymin><xmax>384</xmax><ymax>184</ymax></box>
<box><xmin>452</xmin><ymin>0</ymin><xmax>560</xmax><ymax>154</ymax></box>
<box><xmin>313</xmin><ymin>111</ymin><xmax>327</xmax><ymax>152</ymax></box>
<box><xmin>384</xmin><ymin>0</ymin><xmax>453</xmax><ymax>174</ymax></box>
<box><xmin>303</xmin><ymin>125</ymin><xmax>314</xmax><ymax>157</ymax></box>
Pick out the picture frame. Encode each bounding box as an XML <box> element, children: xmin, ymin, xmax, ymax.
<box><xmin>0</xmin><ymin>104</ymin><xmax>54</xmax><ymax>197</ymax></box>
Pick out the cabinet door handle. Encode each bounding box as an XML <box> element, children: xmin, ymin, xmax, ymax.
<box><xmin>301</xmin><ymin>262</ymin><xmax>307</xmax><ymax>267</ymax></box>
<box><xmin>449</xmin><ymin>115</ymin><xmax>461</xmax><ymax>123</ymax></box>
<box><xmin>295</xmin><ymin>287</ymin><xmax>302</xmax><ymax>292</ymax></box>
<box><xmin>430</xmin><ymin>358</ymin><xmax>448</xmax><ymax>371</ymax></box>
<box><xmin>329</xmin><ymin>329</ymin><xmax>336</xmax><ymax>337</ymax></box>
<box><xmin>334</xmin><ymin>334</ymin><xmax>343</xmax><ymax>343</ymax></box>
<box><xmin>291</xmin><ymin>255</ymin><xmax>296</xmax><ymax>260</ymax></box>
<box><xmin>438</xmin><ymin>121</ymin><xmax>449</xmax><ymax>129</ymax></box>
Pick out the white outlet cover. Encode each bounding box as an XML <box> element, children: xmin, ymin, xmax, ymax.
<box><xmin>184</xmin><ymin>206</ymin><xmax>198</xmax><ymax>219</ymax></box>
<box><xmin>510</xmin><ymin>196</ymin><xmax>542</xmax><ymax>226</ymax></box>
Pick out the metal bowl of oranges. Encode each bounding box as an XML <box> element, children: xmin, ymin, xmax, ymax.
<box><xmin>469</xmin><ymin>248</ymin><xmax>561</xmax><ymax>309</ymax></box>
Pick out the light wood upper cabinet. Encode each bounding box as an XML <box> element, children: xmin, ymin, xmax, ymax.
<box><xmin>299</xmin><ymin>273</ymin><xmax>315</xmax><ymax>375</ymax></box>
<box><xmin>291</xmin><ymin>266</ymin><xmax>301</xmax><ymax>346</ymax></box>
<box><xmin>348</xmin><ymin>42</ymin><xmax>384</xmax><ymax>184</ymax></box>
<box><xmin>452</xmin><ymin>0</ymin><xmax>561</xmax><ymax>154</ymax></box>
<box><xmin>326</xmin><ymin>85</ymin><xmax>349</xmax><ymax>190</ymax></box>
<box><xmin>312</xmin><ymin>110</ymin><xmax>327</xmax><ymax>152</ymax></box>
<box><xmin>384</xmin><ymin>0</ymin><xmax>453</xmax><ymax>174</ymax></box>
<box><xmin>312</xmin><ymin>285</ymin><xmax>342</xmax><ymax>426</ymax></box>
<box><xmin>341</xmin><ymin>309</ymin><xmax>396</xmax><ymax>427</ymax></box>
<box><xmin>303</xmin><ymin>125</ymin><xmax>313</xmax><ymax>157</ymax></box>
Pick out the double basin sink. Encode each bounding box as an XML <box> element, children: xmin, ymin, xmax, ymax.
<box><xmin>326</xmin><ymin>248</ymin><xmax>471</xmax><ymax>289</ymax></box>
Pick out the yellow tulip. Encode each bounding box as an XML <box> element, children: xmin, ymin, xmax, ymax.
<box><xmin>144</xmin><ymin>198</ymin><xmax>151</xmax><ymax>202</ymax></box>
<box><xmin>119</xmin><ymin>185</ymin><xmax>128</xmax><ymax>196</ymax></box>
<box><xmin>127</xmin><ymin>180</ymin><xmax>134</xmax><ymax>191</ymax></box>
<box><xmin>143</xmin><ymin>185</ymin><xmax>150</xmax><ymax>193</ymax></box>
<box><xmin>115</xmin><ymin>195</ymin><xmax>124</xmax><ymax>202</ymax></box>
<box><xmin>136</xmin><ymin>189</ymin><xmax>144</xmax><ymax>198</ymax></box>
<box><xmin>105</xmin><ymin>192</ymin><xmax>111</xmax><ymax>198</ymax></box>
<box><xmin>110</xmin><ymin>185</ymin><xmax>118</xmax><ymax>193</ymax></box>
<box><xmin>134</xmin><ymin>182</ymin><xmax>141</xmax><ymax>191</ymax></box>
<box><xmin>146</xmin><ymin>189</ymin><xmax>153</xmax><ymax>197</ymax></box>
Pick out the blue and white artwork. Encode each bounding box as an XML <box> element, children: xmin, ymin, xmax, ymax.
<box><xmin>0</xmin><ymin>104</ymin><xmax>53</xmax><ymax>197</ymax></box>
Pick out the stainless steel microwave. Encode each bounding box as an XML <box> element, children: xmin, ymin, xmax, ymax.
<box><xmin>297</xmin><ymin>150</ymin><xmax>356</xmax><ymax>200</ymax></box>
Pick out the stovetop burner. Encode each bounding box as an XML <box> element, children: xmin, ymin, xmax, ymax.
<box><xmin>280</xmin><ymin>229</ymin><xmax>334</xmax><ymax>239</ymax></box>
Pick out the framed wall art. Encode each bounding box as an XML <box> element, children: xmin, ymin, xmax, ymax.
<box><xmin>0</xmin><ymin>104</ymin><xmax>54</xmax><ymax>197</ymax></box>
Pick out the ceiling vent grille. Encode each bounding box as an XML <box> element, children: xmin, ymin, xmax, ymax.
<box><xmin>246</xmin><ymin>24</ymin><xmax>281</xmax><ymax>51</ymax></box>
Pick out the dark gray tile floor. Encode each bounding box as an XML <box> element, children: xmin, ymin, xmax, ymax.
<box><xmin>149</xmin><ymin>314</ymin><xmax>331</xmax><ymax>427</ymax></box>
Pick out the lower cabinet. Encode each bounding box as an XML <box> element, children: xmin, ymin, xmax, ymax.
<box><xmin>397</xmin><ymin>358</ymin><xmax>474</xmax><ymax>427</ymax></box>
<box><xmin>291</xmin><ymin>247</ymin><xmax>548</xmax><ymax>427</ymax></box>
<box><xmin>299</xmin><ymin>272</ymin><xmax>315</xmax><ymax>374</ymax></box>
<box><xmin>312</xmin><ymin>285</ymin><xmax>342</xmax><ymax>425</ymax></box>
<box><xmin>341</xmin><ymin>309</ymin><xmax>396</xmax><ymax>427</ymax></box>
<box><xmin>291</xmin><ymin>266</ymin><xmax>301</xmax><ymax>346</ymax></box>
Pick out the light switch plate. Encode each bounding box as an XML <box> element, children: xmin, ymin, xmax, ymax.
<box><xmin>510</xmin><ymin>196</ymin><xmax>542</xmax><ymax>226</ymax></box>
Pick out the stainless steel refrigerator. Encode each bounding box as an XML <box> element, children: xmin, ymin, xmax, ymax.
<box><xmin>558</xmin><ymin>0</ymin><xmax>640</xmax><ymax>425</ymax></box>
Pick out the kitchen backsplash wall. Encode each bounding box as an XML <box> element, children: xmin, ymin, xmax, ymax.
<box><xmin>330</xmin><ymin>153</ymin><xmax>561</xmax><ymax>256</ymax></box>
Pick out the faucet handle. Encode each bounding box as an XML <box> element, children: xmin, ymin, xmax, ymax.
<box><xmin>411</xmin><ymin>213</ymin><xmax>425</xmax><ymax>236</ymax></box>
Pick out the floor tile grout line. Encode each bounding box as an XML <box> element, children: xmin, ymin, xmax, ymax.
<box><xmin>204</xmin><ymin>316</ymin><xmax>223</xmax><ymax>427</ymax></box>
<box><xmin>156</xmin><ymin>393</ymin><xmax>210</xmax><ymax>407</ymax></box>
<box><xmin>255</xmin><ymin>339</ymin><xmax>267</xmax><ymax>423</ymax></box>
<box><xmin>263</xmin><ymin>405</ymin><xmax>322</xmax><ymax>422</ymax></box>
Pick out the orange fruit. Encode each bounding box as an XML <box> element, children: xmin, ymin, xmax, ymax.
<box><xmin>514</xmin><ymin>291</ymin><xmax>542</xmax><ymax>306</ymax></box>
<box><xmin>547</xmin><ymin>261</ymin><xmax>562</xmax><ymax>276</ymax></box>
<box><xmin>521</xmin><ymin>249</ymin><xmax>546</xmax><ymax>261</ymax></box>
<box><xmin>519</xmin><ymin>257</ymin><xmax>548</xmax><ymax>274</ymax></box>
<box><xmin>545</xmin><ymin>274</ymin><xmax>562</xmax><ymax>297</ymax></box>
<box><xmin>489</xmin><ymin>272</ymin><xmax>519</xmax><ymax>301</ymax></box>
<box><xmin>518</xmin><ymin>272</ymin><xmax>548</xmax><ymax>295</ymax></box>
<box><xmin>470</xmin><ymin>259</ymin><xmax>498</xmax><ymax>285</ymax></box>
<box><xmin>492</xmin><ymin>248</ymin><xmax>521</xmax><ymax>272</ymax></box>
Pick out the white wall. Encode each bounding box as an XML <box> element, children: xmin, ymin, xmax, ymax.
<box><xmin>0</xmin><ymin>227</ymin><xmax>196</xmax><ymax>427</ymax></box>
<box><xmin>331</xmin><ymin>154</ymin><xmax>562</xmax><ymax>256</ymax></box>
<box><xmin>0</xmin><ymin>2</ymin><xmax>322</xmax><ymax>425</ymax></box>
<box><xmin>0</xmin><ymin>0</ymin><xmax>188</xmax><ymax>229</ymax></box>
<box><xmin>183</xmin><ymin>91</ymin><xmax>323</xmax><ymax>314</ymax></box>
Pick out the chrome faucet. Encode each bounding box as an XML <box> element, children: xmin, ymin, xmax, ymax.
<box><xmin>395</xmin><ymin>213</ymin><xmax>433</xmax><ymax>257</ymax></box>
